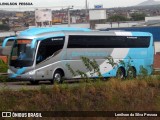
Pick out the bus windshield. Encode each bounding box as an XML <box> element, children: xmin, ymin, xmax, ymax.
<box><xmin>10</xmin><ymin>39</ymin><xmax>36</xmax><ymax>67</ymax></box>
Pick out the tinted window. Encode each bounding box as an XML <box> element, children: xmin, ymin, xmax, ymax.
<box><xmin>68</xmin><ymin>36</ymin><xmax>150</xmax><ymax>48</ymax></box>
<box><xmin>36</xmin><ymin>37</ymin><xmax>64</xmax><ymax>64</ymax></box>
<box><xmin>67</xmin><ymin>36</ymin><xmax>86</xmax><ymax>48</ymax></box>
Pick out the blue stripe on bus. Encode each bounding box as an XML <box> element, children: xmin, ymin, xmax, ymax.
<box><xmin>11</xmin><ymin>67</ymin><xmax>26</xmax><ymax>78</ymax></box>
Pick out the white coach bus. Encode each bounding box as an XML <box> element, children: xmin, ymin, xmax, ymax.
<box><xmin>2</xmin><ymin>27</ymin><xmax>154</xmax><ymax>84</ymax></box>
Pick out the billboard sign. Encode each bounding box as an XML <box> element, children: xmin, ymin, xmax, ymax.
<box><xmin>35</xmin><ymin>9</ymin><xmax>52</xmax><ymax>22</ymax></box>
<box><xmin>89</xmin><ymin>10</ymin><xmax>107</xmax><ymax>20</ymax></box>
<box><xmin>94</xmin><ymin>5</ymin><xmax>103</xmax><ymax>9</ymax></box>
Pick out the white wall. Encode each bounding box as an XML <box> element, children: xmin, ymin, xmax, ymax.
<box><xmin>155</xmin><ymin>42</ymin><xmax>160</xmax><ymax>54</ymax></box>
<box><xmin>145</xmin><ymin>16</ymin><xmax>160</xmax><ymax>22</ymax></box>
<box><xmin>95</xmin><ymin>22</ymin><xmax>140</xmax><ymax>29</ymax></box>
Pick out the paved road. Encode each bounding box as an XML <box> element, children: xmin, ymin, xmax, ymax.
<box><xmin>0</xmin><ymin>81</ymin><xmax>56</xmax><ymax>91</ymax></box>
<box><xmin>0</xmin><ymin>80</ymin><xmax>82</xmax><ymax>91</ymax></box>
<box><xmin>0</xmin><ymin>75</ymin><xmax>159</xmax><ymax>91</ymax></box>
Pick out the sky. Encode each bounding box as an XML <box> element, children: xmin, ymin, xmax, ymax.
<box><xmin>0</xmin><ymin>0</ymin><xmax>160</xmax><ymax>10</ymax></box>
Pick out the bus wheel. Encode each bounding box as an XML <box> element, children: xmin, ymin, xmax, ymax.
<box><xmin>51</xmin><ymin>70</ymin><xmax>63</xmax><ymax>84</ymax></box>
<box><xmin>30</xmin><ymin>80</ymin><xmax>39</xmax><ymax>85</ymax></box>
<box><xmin>116</xmin><ymin>68</ymin><xmax>125</xmax><ymax>79</ymax></box>
<box><xmin>127</xmin><ymin>67</ymin><xmax>136</xmax><ymax>79</ymax></box>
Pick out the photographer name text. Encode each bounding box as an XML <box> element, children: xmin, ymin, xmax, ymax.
<box><xmin>0</xmin><ymin>2</ymin><xmax>33</xmax><ymax>6</ymax></box>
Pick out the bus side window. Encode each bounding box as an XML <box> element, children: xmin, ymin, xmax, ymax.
<box><xmin>36</xmin><ymin>46</ymin><xmax>45</xmax><ymax>64</ymax></box>
<box><xmin>36</xmin><ymin>37</ymin><xmax>65</xmax><ymax>64</ymax></box>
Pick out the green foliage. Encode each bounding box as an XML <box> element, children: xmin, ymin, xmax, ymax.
<box><xmin>131</xmin><ymin>13</ymin><xmax>146</xmax><ymax>21</ymax></box>
<box><xmin>2</xmin><ymin>18</ymin><xmax>9</xmax><ymax>25</ymax></box>
<box><xmin>106</xmin><ymin>56</ymin><xmax>117</xmax><ymax>68</ymax></box>
<box><xmin>66</xmin><ymin>64</ymin><xmax>76</xmax><ymax>76</ymax></box>
<box><xmin>66</xmin><ymin>56</ymin><xmax>103</xmax><ymax>81</ymax></box>
<box><xmin>0</xmin><ymin>76</ymin><xmax>8</xmax><ymax>83</ymax></box>
<box><xmin>66</xmin><ymin>62</ymin><xmax>90</xmax><ymax>81</ymax></box>
<box><xmin>67</xmin><ymin>56</ymin><xmax>150</xmax><ymax>81</ymax></box>
<box><xmin>0</xmin><ymin>59</ymin><xmax>8</xmax><ymax>73</ymax></box>
<box><xmin>80</xmin><ymin>57</ymin><xmax>93</xmax><ymax>71</ymax></box>
<box><xmin>76</xmin><ymin>70</ymin><xmax>90</xmax><ymax>82</ymax></box>
<box><xmin>119</xmin><ymin>57</ymin><xmax>132</xmax><ymax>73</ymax></box>
<box><xmin>107</xmin><ymin>15</ymin><xmax>128</xmax><ymax>22</ymax></box>
<box><xmin>139</xmin><ymin>65</ymin><xmax>148</xmax><ymax>77</ymax></box>
<box><xmin>81</xmin><ymin>56</ymin><xmax>102</xmax><ymax>78</ymax></box>
<box><xmin>0</xmin><ymin>24</ymin><xmax>10</xmax><ymax>31</ymax></box>
<box><xmin>0</xmin><ymin>59</ymin><xmax>5</xmax><ymax>64</ymax></box>
<box><xmin>106</xmin><ymin>56</ymin><xmax>135</xmax><ymax>79</ymax></box>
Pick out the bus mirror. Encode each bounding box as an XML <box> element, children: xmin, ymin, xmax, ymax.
<box><xmin>2</xmin><ymin>37</ymin><xmax>16</xmax><ymax>48</ymax></box>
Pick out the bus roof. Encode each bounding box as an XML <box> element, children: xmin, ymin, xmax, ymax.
<box><xmin>19</xmin><ymin>27</ymin><xmax>91</xmax><ymax>37</ymax></box>
<box><xmin>19</xmin><ymin>28</ymin><xmax>152</xmax><ymax>38</ymax></box>
<box><xmin>2</xmin><ymin>29</ymin><xmax>152</xmax><ymax>48</ymax></box>
<box><xmin>63</xmin><ymin>31</ymin><xmax>152</xmax><ymax>37</ymax></box>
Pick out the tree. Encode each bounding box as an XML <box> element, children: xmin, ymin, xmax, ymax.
<box><xmin>0</xmin><ymin>24</ymin><xmax>10</xmax><ymax>31</ymax></box>
<box><xmin>107</xmin><ymin>15</ymin><xmax>128</xmax><ymax>22</ymax></box>
<box><xmin>107</xmin><ymin>15</ymin><xmax>128</xmax><ymax>28</ymax></box>
<box><xmin>2</xmin><ymin>18</ymin><xmax>9</xmax><ymax>25</ymax></box>
<box><xmin>131</xmin><ymin>13</ymin><xmax>146</xmax><ymax>21</ymax></box>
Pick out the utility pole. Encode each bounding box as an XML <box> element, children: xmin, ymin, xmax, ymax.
<box><xmin>67</xmin><ymin>6</ymin><xmax>74</xmax><ymax>27</ymax></box>
<box><xmin>67</xmin><ymin>8</ymin><xmax>71</xmax><ymax>27</ymax></box>
<box><xmin>85</xmin><ymin>0</ymin><xmax>88</xmax><ymax>23</ymax></box>
<box><xmin>86</xmin><ymin>0</ymin><xmax>88</xmax><ymax>11</ymax></box>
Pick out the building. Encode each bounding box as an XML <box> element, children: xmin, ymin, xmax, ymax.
<box><xmin>15</xmin><ymin>12</ymin><xmax>24</xmax><ymax>17</ymax></box>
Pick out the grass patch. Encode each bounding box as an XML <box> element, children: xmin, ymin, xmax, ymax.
<box><xmin>0</xmin><ymin>75</ymin><xmax>14</xmax><ymax>83</ymax></box>
<box><xmin>0</xmin><ymin>79</ymin><xmax>160</xmax><ymax>112</ymax></box>
<box><xmin>0</xmin><ymin>78</ymin><xmax>160</xmax><ymax>120</ymax></box>
<box><xmin>0</xmin><ymin>59</ymin><xmax>8</xmax><ymax>73</ymax></box>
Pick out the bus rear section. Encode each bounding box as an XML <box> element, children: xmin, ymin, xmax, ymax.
<box><xmin>64</xmin><ymin>31</ymin><xmax>154</xmax><ymax>79</ymax></box>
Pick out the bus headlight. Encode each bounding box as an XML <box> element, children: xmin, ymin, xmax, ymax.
<box><xmin>8</xmin><ymin>69</ymin><xmax>14</xmax><ymax>74</ymax></box>
<box><xmin>28</xmin><ymin>71</ymin><xmax>35</xmax><ymax>75</ymax></box>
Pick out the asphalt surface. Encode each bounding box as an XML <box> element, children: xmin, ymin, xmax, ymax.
<box><xmin>0</xmin><ymin>81</ymin><xmax>56</xmax><ymax>91</ymax></box>
<box><xmin>0</xmin><ymin>73</ymin><xmax>62</xmax><ymax>90</ymax></box>
<box><xmin>0</xmin><ymin>75</ymin><xmax>159</xmax><ymax>91</ymax></box>
<box><xmin>0</xmin><ymin>79</ymin><xmax>83</xmax><ymax>91</ymax></box>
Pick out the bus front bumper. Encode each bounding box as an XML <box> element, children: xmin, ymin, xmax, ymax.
<box><xmin>8</xmin><ymin>72</ymin><xmax>36</xmax><ymax>81</ymax></box>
